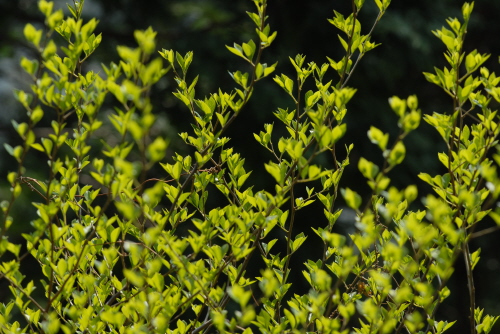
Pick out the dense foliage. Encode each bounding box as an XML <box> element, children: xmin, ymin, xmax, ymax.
<box><xmin>1</xmin><ymin>0</ymin><xmax>499</xmax><ymax>333</ymax></box>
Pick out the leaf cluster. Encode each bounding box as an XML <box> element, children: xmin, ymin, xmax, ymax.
<box><xmin>1</xmin><ymin>1</ymin><xmax>500</xmax><ymax>334</ymax></box>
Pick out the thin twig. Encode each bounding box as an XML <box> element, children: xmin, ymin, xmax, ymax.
<box><xmin>463</xmin><ymin>241</ymin><xmax>477</xmax><ymax>334</ymax></box>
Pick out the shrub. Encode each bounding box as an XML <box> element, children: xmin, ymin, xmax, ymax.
<box><xmin>1</xmin><ymin>0</ymin><xmax>500</xmax><ymax>333</ymax></box>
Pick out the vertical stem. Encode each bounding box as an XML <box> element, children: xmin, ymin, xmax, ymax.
<box><xmin>337</xmin><ymin>0</ymin><xmax>357</xmax><ymax>88</ymax></box>
<box><xmin>463</xmin><ymin>241</ymin><xmax>477</xmax><ymax>334</ymax></box>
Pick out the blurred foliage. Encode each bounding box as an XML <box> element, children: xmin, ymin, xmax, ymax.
<box><xmin>1</xmin><ymin>1</ymin><xmax>500</xmax><ymax>332</ymax></box>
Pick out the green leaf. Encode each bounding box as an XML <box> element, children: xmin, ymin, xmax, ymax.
<box><xmin>389</xmin><ymin>96</ymin><xmax>406</xmax><ymax>118</ymax></box>
<box><xmin>20</xmin><ymin>57</ymin><xmax>39</xmax><ymax>76</ymax></box>
<box><xmin>4</xmin><ymin>143</ymin><xmax>14</xmax><ymax>156</ymax></box>
<box><xmin>332</xmin><ymin>124</ymin><xmax>347</xmax><ymax>144</ymax></box>
<box><xmin>147</xmin><ymin>137</ymin><xmax>169</xmax><ymax>162</ymax></box>
<box><xmin>30</xmin><ymin>106</ymin><xmax>44</xmax><ymax>124</ymax></box>
<box><xmin>134</xmin><ymin>27</ymin><xmax>157</xmax><ymax>55</ymax></box>
<box><xmin>66</xmin><ymin>3</ymin><xmax>77</xmax><ymax>18</ymax></box>
<box><xmin>367</xmin><ymin>126</ymin><xmax>389</xmax><ymax>151</ymax></box>
<box><xmin>238</xmin><ymin>171</ymin><xmax>252</xmax><ymax>187</ymax></box>
<box><xmin>402</xmin><ymin>110</ymin><xmax>421</xmax><ymax>132</ymax></box>
<box><xmin>358</xmin><ymin>157</ymin><xmax>379</xmax><ymax>180</ymax></box>
<box><xmin>117</xmin><ymin>46</ymin><xmax>141</xmax><ymax>63</ymax></box>
<box><xmin>41</xmin><ymin>312</ymin><xmax>60</xmax><ymax>334</ymax></box>
<box><xmin>123</xmin><ymin>269</ymin><xmax>145</xmax><ymax>288</ymax></box>
<box><xmin>158</xmin><ymin>48</ymin><xmax>174</xmax><ymax>63</ymax></box>
<box><xmin>228</xmin><ymin>284</ymin><xmax>252</xmax><ymax>307</ymax></box>
<box><xmin>341</xmin><ymin>187</ymin><xmax>362</xmax><ymax>210</ymax></box>
<box><xmin>226</xmin><ymin>43</ymin><xmax>246</xmax><ymax>60</ymax></box>
<box><xmin>140</xmin><ymin>57</ymin><xmax>165</xmax><ymax>85</ymax></box>
<box><xmin>4</xmin><ymin>144</ymin><xmax>23</xmax><ymax>162</ymax></box>
<box><xmin>291</xmin><ymin>233</ymin><xmax>307</xmax><ymax>253</ymax></box>
<box><xmin>242</xmin><ymin>39</ymin><xmax>256</xmax><ymax>59</ymax></box>
<box><xmin>6</xmin><ymin>242</ymin><xmax>21</xmax><ymax>257</ymax></box>
<box><xmin>423</xmin><ymin>72</ymin><xmax>441</xmax><ymax>86</ymax></box>
<box><xmin>246</xmin><ymin>11</ymin><xmax>260</xmax><ymax>26</ymax></box>
<box><xmin>285</xmin><ymin>140</ymin><xmax>303</xmax><ymax>161</ymax></box>
<box><xmin>462</xmin><ymin>2</ymin><xmax>474</xmax><ymax>22</ymax></box>
<box><xmin>264</xmin><ymin>162</ymin><xmax>285</xmax><ymax>185</ymax></box>
<box><xmin>284</xmin><ymin>308</ymin><xmax>297</xmax><ymax>329</ymax></box>
<box><xmin>39</xmin><ymin>0</ymin><xmax>54</xmax><ymax>16</ymax></box>
<box><xmin>308</xmin><ymin>165</ymin><xmax>321</xmax><ymax>179</ymax></box>
<box><xmin>273</xmin><ymin>74</ymin><xmax>294</xmax><ymax>96</ymax></box>
<box><xmin>388</xmin><ymin>141</ymin><xmax>406</xmax><ymax>166</ymax></box>
<box><xmin>470</xmin><ymin>248</ymin><xmax>481</xmax><ymax>270</ymax></box>
<box><xmin>24</xmin><ymin>23</ymin><xmax>42</xmax><ymax>47</ymax></box>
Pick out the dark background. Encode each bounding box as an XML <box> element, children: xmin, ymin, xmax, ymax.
<box><xmin>1</xmin><ymin>0</ymin><xmax>499</xmax><ymax>332</ymax></box>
